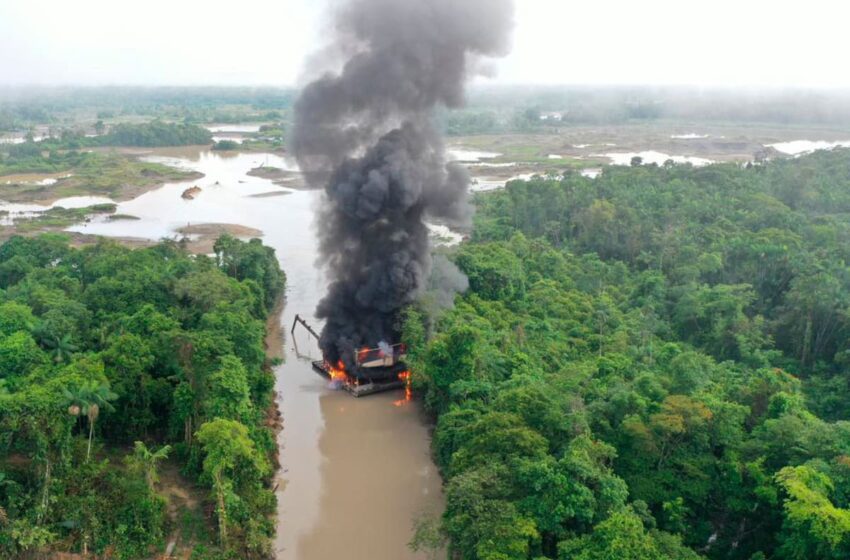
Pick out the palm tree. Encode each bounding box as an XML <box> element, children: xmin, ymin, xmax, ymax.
<box><xmin>64</xmin><ymin>381</ymin><xmax>118</xmax><ymax>461</ymax></box>
<box><xmin>33</xmin><ymin>320</ymin><xmax>79</xmax><ymax>364</ymax></box>
<box><xmin>129</xmin><ymin>441</ymin><xmax>172</xmax><ymax>491</ymax></box>
<box><xmin>43</xmin><ymin>333</ymin><xmax>78</xmax><ymax>364</ymax></box>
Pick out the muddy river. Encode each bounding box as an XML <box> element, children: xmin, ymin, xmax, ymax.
<box><xmin>62</xmin><ymin>147</ymin><xmax>445</xmax><ymax>559</ymax></box>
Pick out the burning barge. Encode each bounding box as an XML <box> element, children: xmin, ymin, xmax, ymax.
<box><xmin>293</xmin><ymin>315</ymin><xmax>412</xmax><ymax>398</ymax></box>
<box><xmin>311</xmin><ymin>344</ymin><xmax>410</xmax><ymax>397</ymax></box>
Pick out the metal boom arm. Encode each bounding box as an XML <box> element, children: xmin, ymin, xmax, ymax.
<box><xmin>291</xmin><ymin>314</ymin><xmax>320</xmax><ymax>340</ymax></box>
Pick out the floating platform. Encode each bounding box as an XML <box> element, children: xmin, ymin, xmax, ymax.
<box><xmin>312</xmin><ymin>360</ymin><xmax>405</xmax><ymax>397</ymax></box>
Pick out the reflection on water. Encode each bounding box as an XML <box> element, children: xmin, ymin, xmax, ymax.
<box><xmin>0</xmin><ymin>195</ymin><xmax>114</xmax><ymax>226</ymax></box>
<box><xmin>467</xmin><ymin>161</ymin><xmax>516</xmax><ymax>168</ymax></box>
<box><xmin>59</xmin><ymin>147</ymin><xmax>444</xmax><ymax>560</ymax></box>
<box><xmin>472</xmin><ymin>172</ymin><xmax>536</xmax><ymax>192</ymax></box>
<box><xmin>291</xmin><ymin>386</ymin><xmax>443</xmax><ymax>559</ymax></box>
<box><xmin>767</xmin><ymin>139</ymin><xmax>850</xmax><ymax>155</ymax></box>
<box><xmin>68</xmin><ymin>151</ymin><xmax>300</xmax><ymax>240</ymax></box>
<box><xmin>604</xmin><ymin>150</ymin><xmax>713</xmax><ymax>167</ymax></box>
<box><xmin>573</xmin><ymin>143</ymin><xmax>616</xmax><ymax>148</ymax></box>
<box><xmin>205</xmin><ymin>124</ymin><xmax>263</xmax><ymax>133</ymax></box>
<box><xmin>447</xmin><ymin>148</ymin><xmax>501</xmax><ymax>162</ymax></box>
<box><xmin>211</xmin><ymin>135</ymin><xmax>244</xmax><ymax>144</ymax></box>
<box><xmin>671</xmin><ymin>133</ymin><xmax>709</xmax><ymax>139</ymax></box>
<box><xmin>1</xmin><ymin>195</ymin><xmax>113</xmax><ymax>214</ymax></box>
<box><xmin>0</xmin><ymin>134</ymin><xmax>46</xmax><ymax>144</ymax></box>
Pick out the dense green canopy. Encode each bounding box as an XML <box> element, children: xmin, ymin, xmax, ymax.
<box><xmin>0</xmin><ymin>234</ymin><xmax>284</xmax><ymax>558</ymax></box>
<box><xmin>407</xmin><ymin>149</ymin><xmax>850</xmax><ymax>559</ymax></box>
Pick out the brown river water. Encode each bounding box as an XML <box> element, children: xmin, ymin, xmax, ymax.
<box><xmin>60</xmin><ymin>147</ymin><xmax>445</xmax><ymax>559</ymax></box>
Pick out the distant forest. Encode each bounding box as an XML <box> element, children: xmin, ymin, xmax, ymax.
<box><xmin>3</xmin><ymin>86</ymin><xmax>850</xmax><ymax>136</ymax></box>
<box><xmin>0</xmin><ymin>87</ymin><xmax>294</xmax><ymax>131</ymax></box>
<box><xmin>444</xmin><ymin>86</ymin><xmax>850</xmax><ymax>134</ymax></box>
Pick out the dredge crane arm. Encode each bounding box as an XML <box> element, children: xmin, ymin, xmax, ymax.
<box><xmin>291</xmin><ymin>314</ymin><xmax>321</xmax><ymax>340</ymax></box>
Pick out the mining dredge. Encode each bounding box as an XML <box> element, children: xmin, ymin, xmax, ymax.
<box><xmin>291</xmin><ymin>314</ymin><xmax>409</xmax><ymax>397</ymax></box>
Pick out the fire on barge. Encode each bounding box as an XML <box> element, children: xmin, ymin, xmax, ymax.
<box><xmin>292</xmin><ymin>314</ymin><xmax>412</xmax><ymax>398</ymax></box>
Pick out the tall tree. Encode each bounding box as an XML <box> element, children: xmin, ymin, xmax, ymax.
<box><xmin>63</xmin><ymin>380</ymin><xmax>117</xmax><ymax>461</ymax></box>
<box><xmin>196</xmin><ymin>418</ymin><xmax>267</xmax><ymax>545</ymax></box>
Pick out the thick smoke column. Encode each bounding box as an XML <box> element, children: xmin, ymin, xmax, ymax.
<box><xmin>292</xmin><ymin>0</ymin><xmax>514</xmax><ymax>372</ymax></box>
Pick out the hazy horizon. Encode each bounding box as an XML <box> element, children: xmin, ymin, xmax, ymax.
<box><xmin>3</xmin><ymin>0</ymin><xmax>850</xmax><ymax>89</ymax></box>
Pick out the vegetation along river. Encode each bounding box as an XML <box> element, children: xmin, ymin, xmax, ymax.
<box><xmin>67</xmin><ymin>146</ymin><xmax>445</xmax><ymax>559</ymax></box>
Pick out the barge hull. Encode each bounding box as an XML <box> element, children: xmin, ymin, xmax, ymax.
<box><xmin>312</xmin><ymin>360</ymin><xmax>405</xmax><ymax>397</ymax></box>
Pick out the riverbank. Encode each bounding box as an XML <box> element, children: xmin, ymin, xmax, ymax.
<box><xmin>247</xmin><ymin>165</ymin><xmax>308</xmax><ymax>189</ymax></box>
<box><xmin>0</xmin><ymin>224</ymin><xmax>263</xmax><ymax>256</ymax></box>
<box><xmin>176</xmin><ymin>222</ymin><xmax>265</xmax><ymax>253</ymax></box>
<box><xmin>0</xmin><ymin>151</ymin><xmax>202</xmax><ymax>204</ymax></box>
<box><xmin>265</xmin><ymin>296</ymin><xmax>286</xmax><ymax>471</ymax></box>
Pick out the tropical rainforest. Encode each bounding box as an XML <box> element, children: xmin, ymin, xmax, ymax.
<box><xmin>0</xmin><ymin>233</ymin><xmax>284</xmax><ymax>559</ymax></box>
<box><xmin>6</xmin><ymin>84</ymin><xmax>850</xmax><ymax>560</ymax></box>
<box><xmin>405</xmin><ymin>148</ymin><xmax>850</xmax><ymax>560</ymax></box>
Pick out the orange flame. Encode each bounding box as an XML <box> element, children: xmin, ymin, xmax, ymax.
<box><xmin>393</xmin><ymin>370</ymin><xmax>412</xmax><ymax>406</ymax></box>
<box><xmin>327</xmin><ymin>360</ymin><xmax>349</xmax><ymax>382</ymax></box>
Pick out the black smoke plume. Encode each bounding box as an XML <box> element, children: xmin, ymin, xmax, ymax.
<box><xmin>292</xmin><ymin>0</ymin><xmax>514</xmax><ymax>373</ymax></box>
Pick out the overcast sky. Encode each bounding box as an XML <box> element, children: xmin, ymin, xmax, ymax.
<box><xmin>0</xmin><ymin>0</ymin><xmax>848</xmax><ymax>88</ymax></box>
